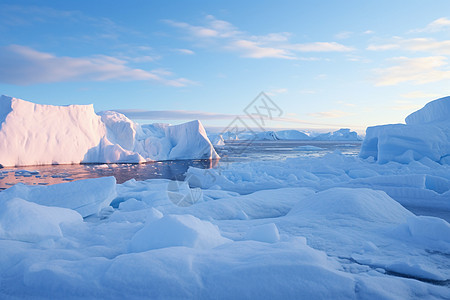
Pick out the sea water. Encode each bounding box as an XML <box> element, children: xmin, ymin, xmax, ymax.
<box><xmin>0</xmin><ymin>141</ymin><xmax>361</xmax><ymax>189</ymax></box>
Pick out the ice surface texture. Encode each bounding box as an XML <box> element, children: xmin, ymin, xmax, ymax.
<box><xmin>0</xmin><ymin>167</ymin><xmax>449</xmax><ymax>299</ymax></box>
<box><xmin>0</xmin><ymin>95</ymin><xmax>218</xmax><ymax>167</ymax></box>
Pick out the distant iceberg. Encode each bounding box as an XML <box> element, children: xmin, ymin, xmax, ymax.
<box><xmin>0</xmin><ymin>95</ymin><xmax>219</xmax><ymax>167</ymax></box>
<box><xmin>360</xmin><ymin>96</ymin><xmax>450</xmax><ymax>164</ymax></box>
<box><xmin>312</xmin><ymin>128</ymin><xmax>361</xmax><ymax>141</ymax></box>
<box><xmin>209</xmin><ymin>128</ymin><xmax>361</xmax><ymax>142</ymax></box>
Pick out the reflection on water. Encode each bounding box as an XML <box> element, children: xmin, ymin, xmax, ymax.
<box><xmin>0</xmin><ymin>159</ymin><xmax>218</xmax><ymax>190</ymax></box>
<box><xmin>215</xmin><ymin>140</ymin><xmax>362</xmax><ymax>163</ymax></box>
<box><xmin>0</xmin><ymin>141</ymin><xmax>362</xmax><ymax>189</ymax></box>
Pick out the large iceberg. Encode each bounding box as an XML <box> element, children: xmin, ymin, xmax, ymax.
<box><xmin>360</xmin><ymin>96</ymin><xmax>450</xmax><ymax>164</ymax></box>
<box><xmin>0</xmin><ymin>95</ymin><xmax>219</xmax><ymax>167</ymax></box>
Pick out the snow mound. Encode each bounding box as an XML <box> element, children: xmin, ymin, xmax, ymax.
<box><xmin>0</xmin><ymin>95</ymin><xmax>218</xmax><ymax>166</ymax></box>
<box><xmin>406</xmin><ymin>215</ymin><xmax>450</xmax><ymax>243</ymax></box>
<box><xmin>288</xmin><ymin>188</ymin><xmax>413</xmax><ymax>223</ymax></box>
<box><xmin>244</xmin><ymin>223</ymin><xmax>280</xmax><ymax>243</ymax></box>
<box><xmin>360</xmin><ymin>96</ymin><xmax>450</xmax><ymax>164</ymax></box>
<box><xmin>129</xmin><ymin>214</ymin><xmax>230</xmax><ymax>252</ymax></box>
<box><xmin>0</xmin><ymin>176</ymin><xmax>117</xmax><ymax>217</ymax></box>
<box><xmin>0</xmin><ymin>197</ymin><xmax>83</xmax><ymax>242</ymax></box>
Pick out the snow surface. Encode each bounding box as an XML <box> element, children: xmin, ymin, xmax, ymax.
<box><xmin>360</xmin><ymin>96</ymin><xmax>450</xmax><ymax>164</ymax></box>
<box><xmin>0</xmin><ymin>95</ymin><xmax>218</xmax><ymax>167</ymax></box>
<box><xmin>1</xmin><ymin>150</ymin><xmax>450</xmax><ymax>298</ymax></box>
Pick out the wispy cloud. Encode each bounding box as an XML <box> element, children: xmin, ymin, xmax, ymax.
<box><xmin>308</xmin><ymin>110</ymin><xmax>353</xmax><ymax>118</ymax></box>
<box><xmin>164</xmin><ymin>15</ymin><xmax>353</xmax><ymax>59</ymax></box>
<box><xmin>410</xmin><ymin>17</ymin><xmax>450</xmax><ymax>33</ymax></box>
<box><xmin>0</xmin><ymin>4</ymin><xmax>81</xmax><ymax>26</ymax></box>
<box><xmin>175</xmin><ymin>49</ymin><xmax>195</xmax><ymax>55</ymax></box>
<box><xmin>266</xmin><ymin>88</ymin><xmax>288</xmax><ymax>96</ymax></box>
<box><xmin>374</xmin><ymin>56</ymin><xmax>450</xmax><ymax>86</ymax></box>
<box><xmin>368</xmin><ymin>37</ymin><xmax>450</xmax><ymax>55</ymax></box>
<box><xmin>0</xmin><ymin>45</ymin><xmax>194</xmax><ymax>86</ymax></box>
<box><xmin>286</xmin><ymin>42</ymin><xmax>353</xmax><ymax>52</ymax></box>
<box><xmin>336</xmin><ymin>100</ymin><xmax>356</xmax><ymax>107</ymax></box>
<box><xmin>0</xmin><ymin>4</ymin><xmax>134</xmax><ymax>40</ymax></box>
<box><xmin>112</xmin><ymin>109</ymin><xmax>235</xmax><ymax>120</ymax></box>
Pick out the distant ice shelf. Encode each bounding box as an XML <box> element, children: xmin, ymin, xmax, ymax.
<box><xmin>208</xmin><ymin>128</ymin><xmax>362</xmax><ymax>145</ymax></box>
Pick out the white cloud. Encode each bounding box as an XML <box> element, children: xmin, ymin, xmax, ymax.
<box><xmin>266</xmin><ymin>88</ymin><xmax>288</xmax><ymax>96</ymax></box>
<box><xmin>367</xmin><ymin>44</ymin><xmax>400</xmax><ymax>51</ymax></box>
<box><xmin>165</xmin><ymin>15</ymin><xmax>353</xmax><ymax>59</ymax></box>
<box><xmin>228</xmin><ymin>39</ymin><xmax>295</xmax><ymax>59</ymax></box>
<box><xmin>374</xmin><ymin>56</ymin><xmax>450</xmax><ymax>86</ymax></box>
<box><xmin>0</xmin><ymin>45</ymin><xmax>194</xmax><ymax>86</ymax></box>
<box><xmin>308</xmin><ymin>110</ymin><xmax>352</xmax><ymax>118</ymax></box>
<box><xmin>368</xmin><ymin>37</ymin><xmax>450</xmax><ymax>55</ymax></box>
<box><xmin>411</xmin><ymin>17</ymin><xmax>450</xmax><ymax>33</ymax></box>
<box><xmin>287</xmin><ymin>42</ymin><xmax>353</xmax><ymax>52</ymax></box>
<box><xmin>175</xmin><ymin>49</ymin><xmax>195</xmax><ymax>55</ymax></box>
<box><xmin>400</xmin><ymin>91</ymin><xmax>443</xmax><ymax>99</ymax></box>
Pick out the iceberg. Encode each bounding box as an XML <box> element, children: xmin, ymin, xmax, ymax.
<box><xmin>360</xmin><ymin>96</ymin><xmax>450</xmax><ymax>164</ymax></box>
<box><xmin>275</xmin><ymin>129</ymin><xmax>311</xmax><ymax>140</ymax></box>
<box><xmin>312</xmin><ymin>128</ymin><xmax>362</xmax><ymax>141</ymax></box>
<box><xmin>0</xmin><ymin>95</ymin><xmax>219</xmax><ymax>166</ymax></box>
<box><xmin>210</xmin><ymin>128</ymin><xmax>361</xmax><ymax>141</ymax></box>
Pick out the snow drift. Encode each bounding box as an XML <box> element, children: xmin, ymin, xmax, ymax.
<box><xmin>360</xmin><ymin>96</ymin><xmax>450</xmax><ymax>164</ymax></box>
<box><xmin>0</xmin><ymin>95</ymin><xmax>219</xmax><ymax>166</ymax></box>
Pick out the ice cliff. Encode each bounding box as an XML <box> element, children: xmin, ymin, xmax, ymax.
<box><xmin>0</xmin><ymin>95</ymin><xmax>219</xmax><ymax>167</ymax></box>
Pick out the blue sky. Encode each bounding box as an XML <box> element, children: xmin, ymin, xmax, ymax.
<box><xmin>1</xmin><ymin>0</ymin><xmax>450</xmax><ymax>132</ymax></box>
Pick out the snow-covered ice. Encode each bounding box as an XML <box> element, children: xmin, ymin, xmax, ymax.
<box><xmin>0</xmin><ymin>95</ymin><xmax>218</xmax><ymax>167</ymax></box>
<box><xmin>0</xmin><ymin>96</ymin><xmax>449</xmax><ymax>299</ymax></box>
<box><xmin>0</xmin><ymin>176</ymin><xmax>116</xmax><ymax>217</ymax></box>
